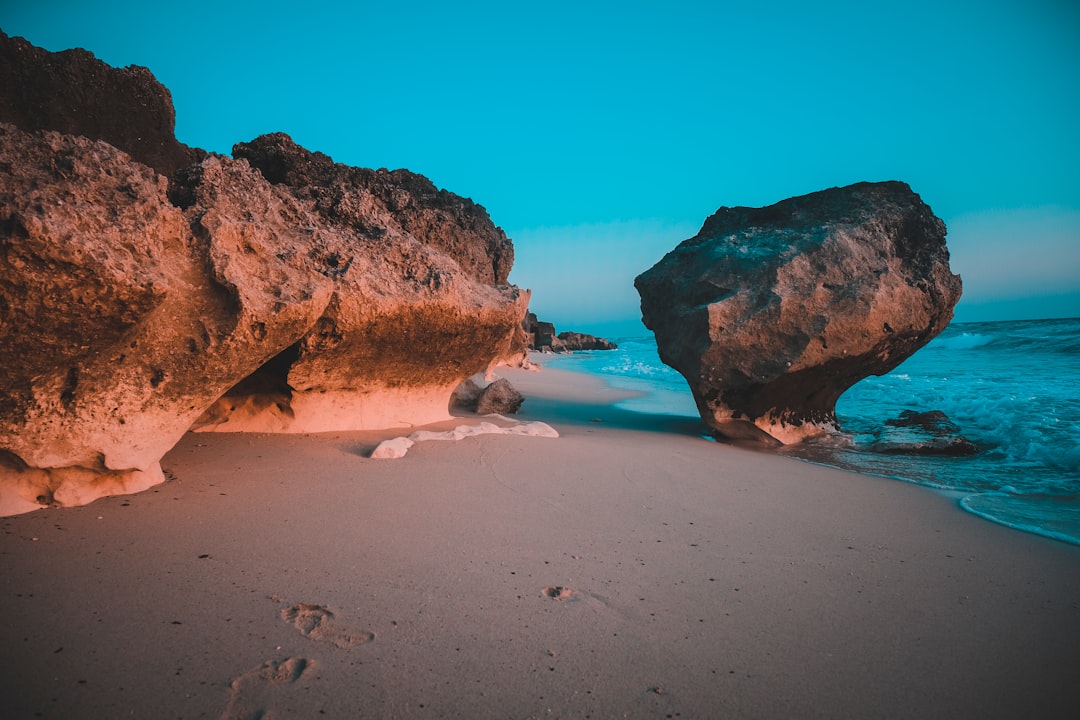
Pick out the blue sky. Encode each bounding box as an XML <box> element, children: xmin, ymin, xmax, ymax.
<box><xmin>5</xmin><ymin>0</ymin><xmax>1078</xmax><ymax>334</ymax></box>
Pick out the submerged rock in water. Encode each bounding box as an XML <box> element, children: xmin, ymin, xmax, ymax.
<box><xmin>0</xmin><ymin>36</ymin><xmax>529</xmax><ymax>515</ymax></box>
<box><xmin>874</xmin><ymin>410</ymin><xmax>982</xmax><ymax>456</ymax></box>
<box><xmin>635</xmin><ymin>181</ymin><xmax>962</xmax><ymax>445</ymax></box>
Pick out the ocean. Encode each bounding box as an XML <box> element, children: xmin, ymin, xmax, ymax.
<box><xmin>539</xmin><ymin>318</ymin><xmax>1080</xmax><ymax>546</ymax></box>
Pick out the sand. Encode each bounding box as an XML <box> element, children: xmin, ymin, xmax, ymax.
<box><xmin>1</xmin><ymin>363</ymin><xmax>1078</xmax><ymax>719</ymax></box>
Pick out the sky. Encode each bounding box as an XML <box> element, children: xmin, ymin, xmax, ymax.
<box><xmin>4</xmin><ymin>0</ymin><xmax>1078</xmax><ymax>335</ymax></box>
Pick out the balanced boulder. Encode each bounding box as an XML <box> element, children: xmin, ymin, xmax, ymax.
<box><xmin>635</xmin><ymin>181</ymin><xmax>961</xmax><ymax>445</ymax></box>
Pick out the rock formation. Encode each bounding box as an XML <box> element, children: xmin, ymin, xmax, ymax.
<box><xmin>474</xmin><ymin>379</ymin><xmax>525</xmax><ymax>415</ymax></box>
<box><xmin>0</xmin><ymin>35</ymin><xmax>529</xmax><ymax>515</ymax></box>
<box><xmin>0</xmin><ymin>30</ymin><xmax>203</xmax><ymax>176</ymax></box>
<box><xmin>371</xmin><ymin>419</ymin><xmax>558</xmax><ymax>459</ymax></box>
<box><xmin>522</xmin><ymin>312</ymin><xmax>617</xmax><ymax>352</ymax></box>
<box><xmin>635</xmin><ymin>181</ymin><xmax>961</xmax><ymax>445</ymax></box>
<box><xmin>556</xmin><ymin>332</ymin><xmax>618</xmax><ymax>352</ymax></box>
<box><xmin>523</xmin><ymin>312</ymin><xmax>559</xmax><ymax>350</ymax></box>
<box><xmin>449</xmin><ymin>378</ymin><xmax>485</xmax><ymax>411</ymax></box>
<box><xmin>449</xmin><ymin>376</ymin><xmax>527</xmax><ymax>415</ymax></box>
<box><xmin>190</xmin><ymin>134</ymin><xmax>529</xmax><ymax>434</ymax></box>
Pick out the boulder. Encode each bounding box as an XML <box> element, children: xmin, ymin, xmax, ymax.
<box><xmin>475</xmin><ymin>379</ymin><xmax>525</xmax><ymax>415</ymax></box>
<box><xmin>0</xmin><ymin>38</ymin><xmax>529</xmax><ymax>514</ymax></box>
<box><xmin>232</xmin><ymin>133</ymin><xmax>514</xmax><ymax>286</ymax></box>
<box><xmin>449</xmin><ymin>378</ymin><xmax>484</xmax><ymax>411</ymax></box>
<box><xmin>635</xmin><ymin>181</ymin><xmax>961</xmax><ymax>445</ymax></box>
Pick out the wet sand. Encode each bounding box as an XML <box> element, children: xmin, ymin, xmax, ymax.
<box><xmin>1</xmin><ymin>365</ymin><xmax>1078</xmax><ymax>719</ymax></box>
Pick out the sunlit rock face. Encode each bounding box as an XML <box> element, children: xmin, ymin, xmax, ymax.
<box><xmin>0</xmin><ymin>125</ymin><xmax>333</xmax><ymax>513</ymax></box>
<box><xmin>0</xmin><ymin>36</ymin><xmax>528</xmax><ymax>515</ymax></box>
<box><xmin>635</xmin><ymin>181</ymin><xmax>961</xmax><ymax>445</ymax></box>
<box><xmin>189</xmin><ymin>135</ymin><xmax>529</xmax><ymax>435</ymax></box>
<box><xmin>196</xmin><ymin>133</ymin><xmax>529</xmax><ymax>434</ymax></box>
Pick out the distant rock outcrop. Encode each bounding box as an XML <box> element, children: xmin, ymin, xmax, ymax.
<box><xmin>556</xmin><ymin>332</ymin><xmax>618</xmax><ymax>352</ymax></box>
<box><xmin>523</xmin><ymin>313</ymin><xmax>559</xmax><ymax>350</ymax></box>
<box><xmin>522</xmin><ymin>312</ymin><xmax>617</xmax><ymax>352</ymax></box>
<box><xmin>635</xmin><ymin>181</ymin><xmax>961</xmax><ymax>445</ymax></box>
<box><xmin>0</xmin><ymin>35</ymin><xmax>529</xmax><ymax>515</ymax></box>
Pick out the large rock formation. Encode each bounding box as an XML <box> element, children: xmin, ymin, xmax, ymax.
<box><xmin>635</xmin><ymin>181</ymin><xmax>961</xmax><ymax>445</ymax></box>
<box><xmin>0</xmin><ymin>35</ymin><xmax>529</xmax><ymax>515</ymax></box>
<box><xmin>190</xmin><ymin>134</ymin><xmax>528</xmax><ymax>434</ymax></box>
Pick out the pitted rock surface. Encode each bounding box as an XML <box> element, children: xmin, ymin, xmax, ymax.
<box><xmin>0</xmin><ymin>36</ymin><xmax>529</xmax><ymax>514</ymax></box>
<box><xmin>635</xmin><ymin>181</ymin><xmax>961</xmax><ymax>445</ymax></box>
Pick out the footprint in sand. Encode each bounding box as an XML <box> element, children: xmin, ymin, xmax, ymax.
<box><xmin>219</xmin><ymin>657</ymin><xmax>313</xmax><ymax>720</ymax></box>
<box><xmin>280</xmin><ymin>602</ymin><xmax>375</xmax><ymax>649</ymax></box>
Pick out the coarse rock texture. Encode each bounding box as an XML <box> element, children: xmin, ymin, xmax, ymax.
<box><xmin>449</xmin><ymin>378</ymin><xmax>485</xmax><ymax>411</ymax></box>
<box><xmin>475</xmin><ymin>378</ymin><xmax>525</xmax><ymax>415</ymax></box>
<box><xmin>0</xmin><ymin>125</ymin><xmax>334</xmax><ymax>513</ymax></box>
<box><xmin>523</xmin><ymin>312</ymin><xmax>559</xmax><ymax>350</ymax></box>
<box><xmin>231</xmin><ymin>133</ymin><xmax>514</xmax><ymax>287</ymax></box>
<box><xmin>195</xmin><ymin>133</ymin><xmax>530</xmax><ymax>433</ymax></box>
<box><xmin>635</xmin><ymin>181</ymin><xmax>962</xmax><ymax>445</ymax></box>
<box><xmin>0</xmin><ymin>39</ymin><xmax>529</xmax><ymax>514</ymax></box>
<box><xmin>0</xmin><ymin>30</ymin><xmax>203</xmax><ymax>176</ymax></box>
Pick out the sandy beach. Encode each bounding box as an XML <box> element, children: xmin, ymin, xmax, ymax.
<box><xmin>1</xmin><ymin>363</ymin><xmax>1078</xmax><ymax>719</ymax></box>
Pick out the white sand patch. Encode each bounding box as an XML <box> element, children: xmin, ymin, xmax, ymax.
<box><xmin>368</xmin><ymin>436</ymin><xmax>415</xmax><ymax>459</ymax></box>
<box><xmin>371</xmin><ymin>420</ymin><xmax>558</xmax><ymax>458</ymax></box>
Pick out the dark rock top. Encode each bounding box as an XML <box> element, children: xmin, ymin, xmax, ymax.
<box><xmin>0</xmin><ymin>30</ymin><xmax>203</xmax><ymax>175</ymax></box>
<box><xmin>232</xmin><ymin>133</ymin><xmax>514</xmax><ymax>286</ymax></box>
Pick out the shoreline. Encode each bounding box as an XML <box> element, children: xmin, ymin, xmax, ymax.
<box><xmin>2</xmin><ymin>362</ymin><xmax>1078</xmax><ymax>718</ymax></box>
<box><xmin>535</xmin><ymin>344</ymin><xmax>1080</xmax><ymax>548</ymax></box>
